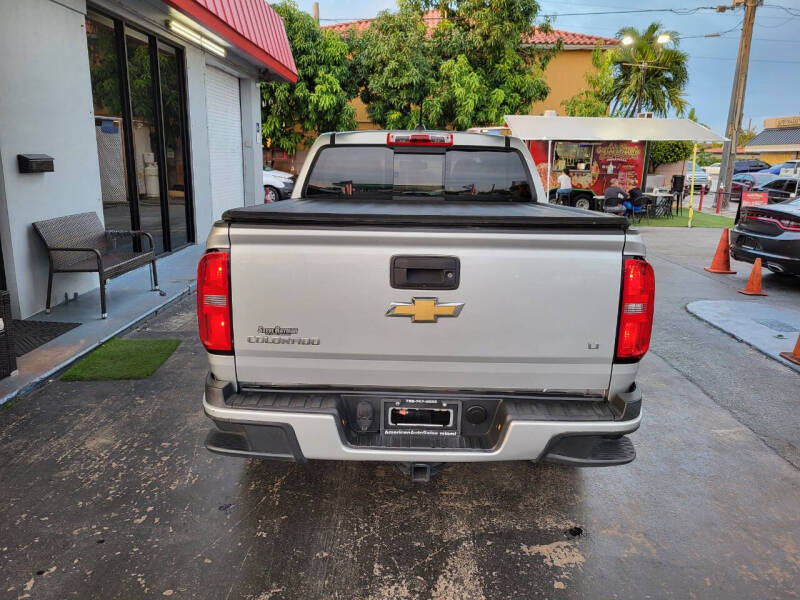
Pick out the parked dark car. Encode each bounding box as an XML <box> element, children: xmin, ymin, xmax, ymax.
<box><xmin>751</xmin><ymin>177</ymin><xmax>800</xmax><ymax>204</ymax></box>
<box><xmin>734</xmin><ymin>159</ymin><xmax>771</xmax><ymax>174</ymax></box>
<box><xmin>760</xmin><ymin>160</ymin><xmax>800</xmax><ymax>175</ymax></box>
<box><xmin>730</xmin><ymin>172</ymin><xmax>777</xmax><ymax>202</ymax></box>
<box><xmin>731</xmin><ymin>198</ymin><xmax>800</xmax><ymax>276</ymax></box>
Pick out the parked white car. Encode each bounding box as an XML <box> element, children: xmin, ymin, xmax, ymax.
<box><xmin>263</xmin><ymin>166</ymin><xmax>295</xmax><ymax>202</ymax></box>
<box><xmin>685</xmin><ymin>164</ymin><xmax>710</xmax><ymax>193</ymax></box>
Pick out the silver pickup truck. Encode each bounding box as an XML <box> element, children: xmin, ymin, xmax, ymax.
<box><xmin>199</xmin><ymin>130</ymin><xmax>654</xmax><ymax>481</ymax></box>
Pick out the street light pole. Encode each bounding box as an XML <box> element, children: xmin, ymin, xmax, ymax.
<box><xmin>637</xmin><ymin>64</ymin><xmax>646</xmax><ymax>115</ymax></box>
<box><xmin>717</xmin><ymin>0</ymin><xmax>760</xmax><ymax>209</ymax></box>
<box><xmin>623</xmin><ymin>33</ymin><xmax>670</xmax><ymax>117</ymax></box>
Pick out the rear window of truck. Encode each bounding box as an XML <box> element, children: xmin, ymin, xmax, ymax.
<box><xmin>304</xmin><ymin>147</ymin><xmax>534</xmax><ymax>201</ymax></box>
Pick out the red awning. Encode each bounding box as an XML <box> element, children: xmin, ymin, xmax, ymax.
<box><xmin>164</xmin><ymin>0</ymin><xmax>297</xmax><ymax>82</ymax></box>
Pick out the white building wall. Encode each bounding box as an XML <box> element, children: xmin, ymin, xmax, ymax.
<box><xmin>0</xmin><ymin>0</ymin><xmax>268</xmax><ymax>317</ymax></box>
<box><xmin>183</xmin><ymin>46</ymin><xmax>215</xmax><ymax>244</ymax></box>
<box><xmin>183</xmin><ymin>53</ymin><xmax>261</xmax><ymax>243</ymax></box>
<box><xmin>240</xmin><ymin>78</ymin><xmax>263</xmax><ymax>208</ymax></box>
<box><xmin>0</xmin><ymin>0</ymin><xmax>101</xmax><ymax>319</ymax></box>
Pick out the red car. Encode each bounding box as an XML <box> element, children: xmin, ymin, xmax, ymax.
<box><xmin>730</xmin><ymin>172</ymin><xmax>777</xmax><ymax>202</ymax></box>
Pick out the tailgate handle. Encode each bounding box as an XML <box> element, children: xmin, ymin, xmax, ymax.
<box><xmin>391</xmin><ymin>256</ymin><xmax>460</xmax><ymax>290</ymax></box>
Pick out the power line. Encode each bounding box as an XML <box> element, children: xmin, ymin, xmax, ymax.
<box><xmin>539</xmin><ymin>6</ymin><xmax>719</xmax><ymax>17</ymax></box>
<box><xmin>679</xmin><ymin>20</ymin><xmax>743</xmax><ymax>39</ymax></box>
<box><xmin>762</xmin><ymin>4</ymin><xmax>800</xmax><ymax>17</ymax></box>
<box><xmin>318</xmin><ymin>3</ymin><xmax>725</xmax><ymax>22</ymax></box>
<box><xmin>693</xmin><ymin>55</ymin><xmax>800</xmax><ymax>63</ymax></box>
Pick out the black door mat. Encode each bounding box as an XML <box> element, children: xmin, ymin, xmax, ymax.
<box><xmin>12</xmin><ymin>320</ymin><xmax>81</xmax><ymax>357</ymax></box>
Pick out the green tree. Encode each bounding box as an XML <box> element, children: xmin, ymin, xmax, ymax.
<box><xmin>695</xmin><ymin>151</ymin><xmax>718</xmax><ymax>167</ymax></box>
<box><xmin>609</xmin><ymin>23</ymin><xmax>688</xmax><ymax>117</ymax></box>
<box><xmin>261</xmin><ymin>1</ymin><xmax>358</xmax><ymax>155</ymax></box>
<box><xmin>648</xmin><ymin>140</ymin><xmax>693</xmax><ymax>172</ymax></box>
<box><xmin>561</xmin><ymin>44</ymin><xmax>616</xmax><ymax>117</ymax></box>
<box><xmin>350</xmin><ymin>0</ymin><xmax>551</xmax><ymax>130</ymax></box>
<box><xmin>738</xmin><ymin>118</ymin><xmax>757</xmax><ymax>146</ymax></box>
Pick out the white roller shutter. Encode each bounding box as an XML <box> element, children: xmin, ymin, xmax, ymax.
<box><xmin>206</xmin><ymin>67</ymin><xmax>244</xmax><ymax>219</ymax></box>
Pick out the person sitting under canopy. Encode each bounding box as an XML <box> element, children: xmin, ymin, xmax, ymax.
<box><xmin>603</xmin><ymin>178</ymin><xmax>627</xmax><ymax>215</ymax></box>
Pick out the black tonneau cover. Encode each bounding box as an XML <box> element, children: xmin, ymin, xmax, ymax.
<box><xmin>222</xmin><ymin>200</ymin><xmax>629</xmax><ymax>230</ymax></box>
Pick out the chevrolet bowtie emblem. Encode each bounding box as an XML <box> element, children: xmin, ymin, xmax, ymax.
<box><xmin>386</xmin><ymin>297</ymin><xmax>464</xmax><ymax>323</ymax></box>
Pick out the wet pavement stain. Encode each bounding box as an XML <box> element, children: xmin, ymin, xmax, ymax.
<box><xmin>0</xmin><ymin>295</ymin><xmax>798</xmax><ymax>599</ymax></box>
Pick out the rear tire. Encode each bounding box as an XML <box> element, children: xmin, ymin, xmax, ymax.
<box><xmin>574</xmin><ymin>196</ymin><xmax>592</xmax><ymax>210</ymax></box>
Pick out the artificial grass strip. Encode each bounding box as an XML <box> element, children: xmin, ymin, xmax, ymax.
<box><xmin>641</xmin><ymin>212</ymin><xmax>735</xmax><ymax>228</ymax></box>
<box><xmin>62</xmin><ymin>338</ymin><xmax>181</xmax><ymax>381</ymax></box>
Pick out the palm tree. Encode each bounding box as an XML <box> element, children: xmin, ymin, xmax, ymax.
<box><xmin>609</xmin><ymin>23</ymin><xmax>688</xmax><ymax>118</ymax></box>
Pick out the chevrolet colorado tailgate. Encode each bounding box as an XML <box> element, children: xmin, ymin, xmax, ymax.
<box><xmin>225</xmin><ymin>201</ymin><xmax>627</xmax><ymax>391</ymax></box>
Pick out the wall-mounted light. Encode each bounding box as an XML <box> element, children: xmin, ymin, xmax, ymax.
<box><xmin>168</xmin><ymin>20</ymin><xmax>226</xmax><ymax>57</ymax></box>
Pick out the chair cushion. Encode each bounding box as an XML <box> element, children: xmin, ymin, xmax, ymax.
<box><xmin>58</xmin><ymin>251</ymin><xmax>154</xmax><ymax>278</ymax></box>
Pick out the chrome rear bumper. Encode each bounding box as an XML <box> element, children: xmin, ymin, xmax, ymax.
<box><xmin>202</xmin><ymin>376</ymin><xmax>642</xmax><ymax>464</ymax></box>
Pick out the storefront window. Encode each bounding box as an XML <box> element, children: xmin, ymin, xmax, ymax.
<box><xmin>85</xmin><ymin>11</ymin><xmax>193</xmax><ymax>255</ymax></box>
<box><xmin>87</xmin><ymin>11</ymin><xmax>134</xmax><ymax>252</ymax></box>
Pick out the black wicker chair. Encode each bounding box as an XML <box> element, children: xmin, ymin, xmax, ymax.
<box><xmin>33</xmin><ymin>212</ymin><xmax>159</xmax><ymax>319</ymax></box>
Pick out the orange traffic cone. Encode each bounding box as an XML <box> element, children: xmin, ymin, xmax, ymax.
<box><xmin>780</xmin><ymin>334</ymin><xmax>800</xmax><ymax>366</ymax></box>
<box><xmin>737</xmin><ymin>258</ymin><xmax>768</xmax><ymax>296</ymax></box>
<box><xmin>704</xmin><ymin>228</ymin><xmax>736</xmax><ymax>274</ymax></box>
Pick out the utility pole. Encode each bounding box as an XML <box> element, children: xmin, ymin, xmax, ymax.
<box><xmin>717</xmin><ymin>0</ymin><xmax>759</xmax><ymax>209</ymax></box>
<box><xmin>312</xmin><ymin>1</ymin><xmax>319</xmax><ymax>25</ymax></box>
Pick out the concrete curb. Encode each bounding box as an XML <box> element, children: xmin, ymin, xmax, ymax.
<box><xmin>686</xmin><ymin>300</ymin><xmax>800</xmax><ymax>374</ymax></box>
<box><xmin>0</xmin><ymin>283</ymin><xmax>195</xmax><ymax>407</ymax></box>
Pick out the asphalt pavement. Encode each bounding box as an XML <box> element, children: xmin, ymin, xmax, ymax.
<box><xmin>640</xmin><ymin>226</ymin><xmax>800</xmax><ymax>468</ymax></box>
<box><xmin>0</xmin><ymin>228</ymin><xmax>798</xmax><ymax>599</ymax></box>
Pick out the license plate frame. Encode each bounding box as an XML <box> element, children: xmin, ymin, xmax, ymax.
<box><xmin>381</xmin><ymin>399</ymin><xmax>461</xmax><ymax>435</ymax></box>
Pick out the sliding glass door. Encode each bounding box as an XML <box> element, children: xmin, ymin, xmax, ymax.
<box><xmin>158</xmin><ymin>43</ymin><xmax>190</xmax><ymax>249</ymax></box>
<box><xmin>86</xmin><ymin>9</ymin><xmax>193</xmax><ymax>255</ymax></box>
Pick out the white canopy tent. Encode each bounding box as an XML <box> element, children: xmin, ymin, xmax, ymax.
<box><xmin>503</xmin><ymin>115</ymin><xmax>726</xmax><ymax>143</ymax></box>
<box><xmin>504</xmin><ymin>116</ymin><xmax>727</xmax><ymax>223</ymax></box>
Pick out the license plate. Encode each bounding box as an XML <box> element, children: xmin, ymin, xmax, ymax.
<box><xmin>382</xmin><ymin>399</ymin><xmax>459</xmax><ymax>434</ymax></box>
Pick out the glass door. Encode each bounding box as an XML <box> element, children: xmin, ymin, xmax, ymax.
<box><xmin>85</xmin><ymin>10</ymin><xmax>193</xmax><ymax>255</ymax></box>
<box><xmin>157</xmin><ymin>43</ymin><xmax>191</xmax><ymax>249</ymax></box>
<box><xmin>125</xmin><ymin>27</ymin><xmax>165</xmax><ymax>254</ymax></box>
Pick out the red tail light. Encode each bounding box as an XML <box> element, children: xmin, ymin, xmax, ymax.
<box><xmin>197</xmin><ymin>251</ymin><xmax>232</xmax><ymax>353</ymax></box>
<box><xmin>616</xmin><ymin>258</ymin><xmax>655</xmax><ymax>362</ymax></box>
<box><xmin>745</xmin><ymin>210</ymin><xmax>800</xmax><ymax>231</ymax></box>
<box><xmin>387</xmin><ymin>132</ymin><xmax>453</xmax><ymax>147</ymax></box>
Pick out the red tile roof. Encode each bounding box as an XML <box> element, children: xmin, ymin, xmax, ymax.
<box><xmin>322</xmin><ymin>9</ymin><xmax>617</xmax><ymax>48</ymax></box>
<box><xmin>163</xmin><ymin>0</ymin><xmax>298</xmax><ymax>81</ymax></box>
<box><xmin>523</xmin><ymin>28</ymin><xmax>618</xmax><ymax>47</ymax></box>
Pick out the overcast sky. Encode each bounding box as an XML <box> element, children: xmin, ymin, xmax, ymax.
<box><xmin>295</xmin><ymin>0</ymin><xmax>799</xmax><ymax>135</ymax></box>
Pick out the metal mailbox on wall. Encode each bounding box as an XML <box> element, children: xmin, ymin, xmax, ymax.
<box><xmin>17</xmin><ymin>154</ymin><xmax>54</xmax><ymax>174</ymax></box>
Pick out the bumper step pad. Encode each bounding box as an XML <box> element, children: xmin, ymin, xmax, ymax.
<box><xmin>543</xmin><ymin>435</ymin><xmax>636</xmax><ymax>466</ymax></box>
